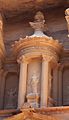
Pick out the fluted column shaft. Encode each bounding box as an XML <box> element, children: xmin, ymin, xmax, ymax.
<box><xmin>40</xmin><ymin>56</ymin><xmax>49</xmax><ymax>107</ymax></box>
<box><xmin>18</xmin><ymin>56</ymin><xmax>28</xmax><ymax>108</ymax></box>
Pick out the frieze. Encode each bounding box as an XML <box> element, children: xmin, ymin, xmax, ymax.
<box><xmin>17</xmin><ymin>46</ymin><xmax>59</xmax><ymax>64</ymax></box>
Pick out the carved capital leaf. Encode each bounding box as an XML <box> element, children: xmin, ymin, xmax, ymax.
<box><xmin>17</xmin><ymin>55</ymin><xmax>28</xmax><ymax>64</ymax></box>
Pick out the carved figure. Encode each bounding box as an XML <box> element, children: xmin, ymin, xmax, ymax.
<box><xmin>6</xmin><ymin>88</ymin><xmax>17</xmax><ymax>108</ymax></box>
<box><xmin>65</xmin><ymin>8</ymin><xmax>69</xmax><ymax>36</ymax></box>
<box><xmin>31</xmin><ymin>72</ymin><xmax>39</xmax><ymax>94</ymax></box>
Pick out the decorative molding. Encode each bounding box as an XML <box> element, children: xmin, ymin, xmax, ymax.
<box><xmin>12</xmin><ymin>37</ymin><xmax>63</xmax><ymax>65</ymax></box>
<box><xmin>12</xmin><ymin>37</ymin><xmax>63</xmax><ymax>56</ymax></box>
<box><xmin>17</xmin><ymin>46</ymin><xmax>59</xmax><ymax>64</ymax></box>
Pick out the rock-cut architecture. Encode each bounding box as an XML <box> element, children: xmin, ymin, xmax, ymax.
<box><xmin>0</xmin><ymin>0</ymin><xmax>69</xmax><ymax>120</ymax></box>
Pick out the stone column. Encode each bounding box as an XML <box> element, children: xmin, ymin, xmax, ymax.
<box><xmin>58</xmin><ymin>67</ymin><xmax>62</xmax><ymax>106</ymax></box>
<box><xmin>48</xmin><ymin>65</ymin><xmax>53</xmax><ymax>107</ymax></box>
<box><xmin>0</xmin><ymin>67</ymin><xmax>4</xmax><ymax>109</ymax></box>
<box><xmin>52</xmin><ymin>64</ymin><xmax>59</xmax><ymax>106</ymax></box>
<box><xmin>18</xmin><ymin>56</ymin><xmax>28</xmax><ymax>108</ymax></box>
<box><xmin>0</xmin><ymin>14</ymin><xmax>5</xmax><ymax>109</ymax></box>
<box><xmin>40</xmin><ymin>55</ymin><xmax>49</xmax><ymax>107</ymax></box>
<box><xmin>48</xmin><ymin>66</ymin><xmax>52</xmax><ymax>98</ymax></box>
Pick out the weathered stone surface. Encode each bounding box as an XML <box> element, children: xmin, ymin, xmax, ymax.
<box><xmin>0</xmin><ymin>0</ymin><xmax>67</xmax><ymax>18</ymax></box>
<box><xmin>0</xmin><ymin>1</ymin><xmax>69</xmax><ymax>120</ymax></box>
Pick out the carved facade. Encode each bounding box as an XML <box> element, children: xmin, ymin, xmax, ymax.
<box><xmin>0</xmin><ymin>1</ymin><xmax>69</xmax><ymax>120</ymax></box>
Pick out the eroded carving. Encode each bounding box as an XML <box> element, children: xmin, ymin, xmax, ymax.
<box><xmin>31</xmin><ymin>72</ymin><xmax>39</xmax><ymax>94</ymax></box>
<box><xmin>26</xmin><ymin>72</ymin><xmax>40</xmax><ymax>108</ymax></box>
<box><xmin>29</xmin><ymin>11</ymin><xmax>46</xmax><ymax>31</ymax></box>
<box><xmin>65</xmin><ymin>8</ymin><xmax>69</xmax><ymax>37</ymax></box>
<box><xmin>5</xmin><ymin>88</ymin><xmax>17</xmax><ymax>109</ymax></box>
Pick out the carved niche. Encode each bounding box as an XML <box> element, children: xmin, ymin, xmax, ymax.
<box><xmin>3</xmin><ymin>72</ymin><xmax>19</xmax><ymax>109</ymax></box>
<box><xmin>62</xmin><ymin>66</ymin><xmax>69</xmax><ymax>106</ymax></box>
<box><xmin>27</xmin><ymin>60</ymin><xmax>41</xmax><ymax>95</ymax></box>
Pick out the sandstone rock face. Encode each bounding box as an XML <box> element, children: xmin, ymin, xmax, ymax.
<box><xmin>0</xmin><ymin>0</ymin><xmax>66</xmax><ymax>18</ymax></box>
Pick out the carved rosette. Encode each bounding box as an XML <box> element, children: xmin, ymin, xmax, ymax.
<box><xmin>12</xmin><ymin>36</ymin><xmax>63</xmax><ymax>66</ymax></box>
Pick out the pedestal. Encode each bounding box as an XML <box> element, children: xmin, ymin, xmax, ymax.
<box><xmin>27</xmin><ymin>93</ymin><xmax>39</xmax><ymax>108</ymax></box>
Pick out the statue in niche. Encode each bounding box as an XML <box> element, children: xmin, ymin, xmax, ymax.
<box><xmin>5</xmin><ymin>88</ymin><xmax>17</xmax><ymax>108</ymax></box>
<box><xmin>31</xmin><ymin>72</ymin><xmax>39</xmax><ymax>94</ymax></box>
<box><xmin>65</xmin><ymin>8</ymin><xmax>69</xmax><ymax>37</ymax></box>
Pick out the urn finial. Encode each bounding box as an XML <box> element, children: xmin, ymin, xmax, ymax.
<box><xmin>29</xmin><ymin>11</ymin><xmax>48</xmax><ymax>37</ymax></box>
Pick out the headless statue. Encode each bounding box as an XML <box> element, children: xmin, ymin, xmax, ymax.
<box><xmin>31</xmin><ymin>72</ymin><xmax>39</xmax><ymax>94</ymax></box>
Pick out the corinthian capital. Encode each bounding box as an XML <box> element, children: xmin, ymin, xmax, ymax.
<box><xmin>42</xmin><ymin>54</ymin><xmax>53</xmax><ymax>62</ymax></box>
<box><xmin>17</xmin><ymin>55</ymin><xmax>28</xmax><ymax>64</ymax></box>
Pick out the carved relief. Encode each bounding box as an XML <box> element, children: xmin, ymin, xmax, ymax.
<box><xmin>5</xmin><ymin>88</ymin><xmax>17</xmax><ymax>109</ymax></box>
<box><xmin>12</xmin><ymin>36</ymin><xmax>63</xmax><ymax>64</ymax></box>
<box><xmin>26</xmin><ymin>72</ymin><xmax>40</xmax><ymax>108</ymax></box>
<box><xmin>31</xmin><ymin>72</ymin><xmax>39</xmax><ymax>94</ymax></box>
<box><xmin>17</xmin><ymin>45</ymin><xmax>59</xmax><ymax>64</ymax></box>
<box><xmin>3</xmin><ymin>72</ymin><xmax>19</xmax><ymax>109</ymax></box>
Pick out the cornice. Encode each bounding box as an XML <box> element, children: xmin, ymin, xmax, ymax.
<box><xmin>12</xmin><ymin>36</ymin><xmax>63</xmax><ymax>58</ymax></box>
